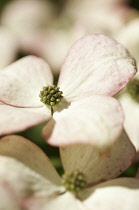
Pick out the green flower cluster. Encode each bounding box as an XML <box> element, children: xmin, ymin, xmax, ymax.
<box><xmin>61</xmin><ymin>171</ymin><xmax>87</xmax><ymax>194</ymax></box>
<box><xmin>39</xmin><ymin>85</ymin><xmax>63</xmax><ymax>107</ymax></box>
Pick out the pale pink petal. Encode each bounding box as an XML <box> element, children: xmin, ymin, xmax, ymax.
<box><xmin>0</xmin><ymin>104</ymin><xmax>51</xmax><ymax>135</ymax></box>
<box><xmin>58</xmin><ymin>34</ymin><xmax>137</xmax><ymax>102</ymax></box>
<box><xmin>0</xmin><ymin>181</ymin><xmax>20</xmax><ymax>210</ymax></box>
<box><xmin>119</xmin><ymin>93</ymin><xmax>139</xmax><ymax>159</ymax></box>
<box><xmin>23</xmin><ymin>192</ymin><xmax>86</xmax><ymax>210</ymax></box>
<box><xmin>60</xmin><ymin>130</ymin><xmax>135</xmax><ymax>184</ymax></box>
<box><xmin>0</xmin><ymin>56</ymin><xmax>53</xmax><ymax>107</ymax></box>
<box><xmin>83</xmin><ymin>178</ymin><xmax>139</xmax><ymax>210</ymax></box>
<box><xmin>43</xmin><ymin>95</ymin><xmax>124</xmax><ymax>149</ymax></box>
<box><xmin>0</xmin><ymin>26</ymin><xmax>18</xmax><ymax>70</ymax></box>
<box><xmin>0</xmin><ymin>135</ymin><xmax>62</xmax><ymax>198</ymax></box>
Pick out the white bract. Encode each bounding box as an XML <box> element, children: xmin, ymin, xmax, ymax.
<box><xmin>0</xmin><ymin>134</ymin><xmax>138</xmax><ymax>210</ymax></box>
<box><xmin>0</xmin><ymin>34</ymin><xmax>137</xmax><ymax>150</ymax></box>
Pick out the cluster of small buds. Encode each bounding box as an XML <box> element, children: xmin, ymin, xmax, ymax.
<box><xmin>39</xmin><ymin>85</ymin><xmax>63</xmax><ymax>107</ymax></box>
<box><xmin>127</xmin><ymin>78</ymin><xmax>139</xmax><ymax>103</ymax></box>
<box><xmin>61</xmin><ymin>171</ymin><xmax>87</xmax><ymax>194</ymax></box>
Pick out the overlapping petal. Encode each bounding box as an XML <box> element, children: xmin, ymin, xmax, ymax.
<box><xmin>119</xmin><ymin>93</ymin><xmax>139</xmax><ymax>159</ymax></box>
<box><xmin>58</xmin><ymin>34</ymin><xmax>137</xmax><ymax>102</ymax></box>
<box><xmin>23</xmin><ymin>192</ymin><xmax>86</xmax><ymax>210</ymax></box>
<box><xmin>0</xmin><ymin>135</ymin><xmax>62</xmax><ymax>198</ymax></box>
<box><xmin>0</xmin><ymin>181</ymin><xmax>20</xmax><ymax>210</ymax></box>
<box><xmin>60</xmin><ymin>130</ymin><xmax>135</xmax><ymax>184</ymax></box>
<box><xmin>83</xmin><ymin>178</ymin><xmax>139</xmax><ymax>210</ymax></box>
<box><xmin>0</xmin><ymin>56</ymin><xmax>53</xmax><ymax>107</ymax></box>
<box><xmin>0</xmin><ymin>104</ymin><xmax>51</xmax><ymax>135</ymax></box>
<box><xmin>43</xmin><ymin>95</ymin><xmax>124</xmax><ymax>149</ymax></box>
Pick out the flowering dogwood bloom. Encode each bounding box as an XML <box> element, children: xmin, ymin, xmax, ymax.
<box><xmin>115</xmin><ymin>18</ymin><xmax>139</xmax><ymax>160</ymax></box>
<box><xmin>0</xmin><ymin>134</ymin><xmax>138</xmax><ymax>210</ymax></box>
<box><xmin>0</xmin><ymin>34</ymin><xmax>137</xmax><ymax>149</ymax></box>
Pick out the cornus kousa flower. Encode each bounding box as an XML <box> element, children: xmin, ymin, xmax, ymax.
<box><xmin>0</xmin><ymin>34</ymin><xmax>137</xmax><ymax>150</ymax></box>
<box><xmin>0</xmin><ymin>134</ymin><xmax>138</xmax><ymax>210</ymax></box>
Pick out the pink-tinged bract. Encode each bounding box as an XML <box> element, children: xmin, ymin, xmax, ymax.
<box><xmin>0</xmin><ymin>34</ymin><xmax>137</xmax><ymax>149</ymax></box>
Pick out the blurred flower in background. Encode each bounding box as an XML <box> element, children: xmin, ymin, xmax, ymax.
<box><xmin>0</xmin><ymin>0</ymin><xmax>139</xmax><ymax>75</ymax></box>
<box><xmin>0</xmin><ymin>26</ymin><xmax>18</xmax><ymax>70</ymax></box>
<box><xmin>0</xmin><ymin>0</ymin><xmax>55</xmax><ymax>55</ymax></box>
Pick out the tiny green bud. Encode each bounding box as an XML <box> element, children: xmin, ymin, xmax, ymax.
<box><xmin>43</xmin><ymin>96</ymin><xmax>47</xmax><ymax>101</ymax></box>
<box><xmin>50</xmin><ymin>102</ymin><xmax>55</xmax><ymax>106</ymax></box>
<box><xmin>43</xmin><ymin>87</ymin><xmax>47</xmax><ymax>91</ymax></box>
<box><xmin>47</xmin><ymin>95</ymin><xmax>51</xmax><ymax>99</ymax></box>
<box><xmin>56</xmin><ymin>98</ymin><xmax>61</xmax><ymax>102</ymax></box>
<box><xmin>50</xmin><ymin>90</ymin><xmax>55</xmax><ymax>94</ymax></box>
<box><xmin>50</xmin><ymin>97</ymin><xmax>55</xmax><ymax>102</ymax></box>
<box><xmin>61</xmin><ymin>171</ymin><xmax>87</xmax><ymax>194</ymax></box>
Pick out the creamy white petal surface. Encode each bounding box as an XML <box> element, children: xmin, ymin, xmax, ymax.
<box><xmin>0</xmin><ymin>136</ymin><xmax>62</xmax><ymax>198</ymax></box>
<box><xmin>58</xmin><ymin>34</ymin><xmax>137</xmax><ymax>101</ymax></box>
<box><xmin>43</xmin><ymin>95</ymin><xmax>124</xmax><ymax>149</ymax></box>
<box><xmin>0</xmin><ymin>56</ymin><xmax>53</xmax><ymax>107</ymax></box>
<box><xmin>119</xmin><ymin>93</ymin><xmax>139</xmax><ymax>157</ymax></box>
<box><xmin>23</xmin><ymin>192</ymin><xmax>86</xmax><ymax>210</ymax></box>
<box><xmin>82</xmin><ymin>178</ymin><xmax>139</xmax><ymax>210</ymax></box>
<box><xmin>0</xmin><ymin>181</ymin><xmax>20</xmax><ymax>210</ymax></box>
<box><xmin>60</xmin><ymin>130</ymin><xmax>135</xmax><ymax>183</ymax></box>
<box><xmin>0</xmin><ymin>104</ymin><xmax>51</xmax><ymax>135</ymax></box>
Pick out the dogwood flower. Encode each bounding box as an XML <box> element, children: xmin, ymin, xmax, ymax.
<box><xmin>0</xmin><ymin>134</ymin><xmax>138</xmax><ymax>210</ymax></box>
<box><xmin>0</xmin><ymin>34</ymin><xmax>137</xmax><ymax>149</ymax></box>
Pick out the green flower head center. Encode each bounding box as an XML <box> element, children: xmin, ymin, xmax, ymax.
<box><xmin>61</xmin><ymin>171</ymin><xmax>87</xmax><ymax>194</ymax></box>
<box><xmin>127</xmin><ymin>78</ymin><xmax>139</xmax><ymax>103</ymax></box>
<box><xmin>39</xmin><ymin>85</ymin><xmax>63</xmax><ymax>107</ymax></box>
